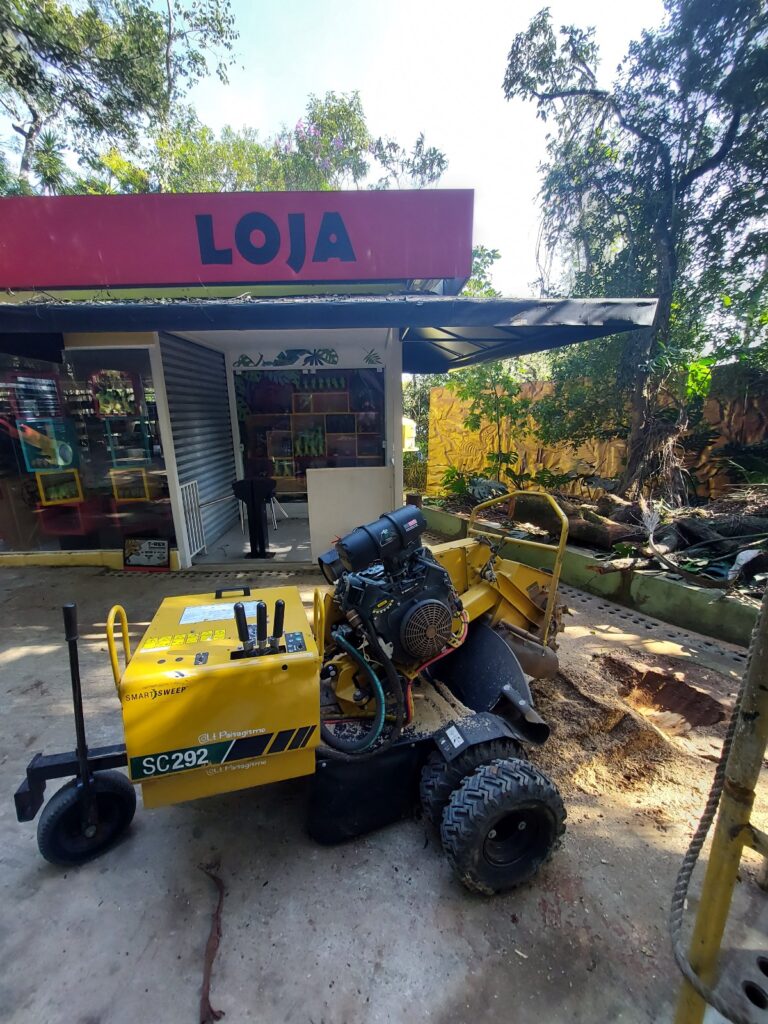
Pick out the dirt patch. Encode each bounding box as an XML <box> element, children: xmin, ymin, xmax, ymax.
<box><xmin>600</xmin><ymin>653</ymin><xmax>726</xmax><ymax>735</ymax></box>
<box><xmin>528</xmin><ymin>643</ymin><xmax>735</xmax><ymax>803</ymax></box>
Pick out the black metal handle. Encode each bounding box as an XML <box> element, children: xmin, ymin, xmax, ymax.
<box><xmin>272</xmin><ymin>599</ymin><xmax>285</xmax><ymax>639</ymax></box>
<box><xmin>63</xmin><ymin>603</ymin><xmax>78</xmax><ymax>642</ymax></box>
<box><xmin>256</xmin><ymin>601</ymin><xmax>268</xmax><ymax>647</ymax></box>
<box><xmin>233</xmin><ymin>602</ymin><xmax>251</xmax><ymax>647</ymax></box>
<box><xmin>215</xmin><ymin>587</ymin><xmax>251</xmax><ymax>599</ymax></box>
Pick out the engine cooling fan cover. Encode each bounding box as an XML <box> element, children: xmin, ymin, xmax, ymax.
<box><xmin>399</xmin><ymin>599</ymin><xmax>453</xmax><ymax>661</ymax></box>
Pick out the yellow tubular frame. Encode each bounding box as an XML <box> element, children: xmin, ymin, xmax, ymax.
<box><xmin>106</xmin><ymin>604</ymin><xmax>132</xmax><ymax>689</ymax></box>
<box><xmin>467</xmin><ymin>490</ymin><xmax>569</xmax><ymax>646</ymax></box>
<box><xmin>312</xmin><ymin>588</ymin><xmax>326</xmax><ymax>661</ymax></box>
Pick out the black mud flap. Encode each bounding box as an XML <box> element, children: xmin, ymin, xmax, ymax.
<box><xmin>307</xmin><ymin>738</ymin><xmax>429</xmax><ymax>844</ymax></box>
<box><xmin>433</xmin><ymin>711</ymin><xmax>524</xmax><ymax>763</ymax></box>
<box><xmin>434</xmin><ymin>621</ymin><xmax>550</xmax><ymax>744</ymax></box>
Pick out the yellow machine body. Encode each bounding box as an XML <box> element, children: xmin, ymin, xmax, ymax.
<box><xmin>117</xmin><ymin>586</ymin><xmax>320</xmax><ymax>809</ymax></box>
<box><xmin>430</xmin><ymin>538</ymin><xmax>559</xmax><ymax>641</ymax></box>
<box><xmin>105</xmin><ymin>493</ymin><xmax>567</xmax><ymax>802</ymax></box>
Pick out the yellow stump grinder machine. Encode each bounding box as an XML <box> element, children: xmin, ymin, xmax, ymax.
<box><xmin>14</xmin><ymin>496</ymin><xmax>568</xmax><ymax>894</ymax></box>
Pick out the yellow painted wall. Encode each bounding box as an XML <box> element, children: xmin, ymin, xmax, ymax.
<box><xmin>0</xmin><ymin>549</ymin><xmax>181</xmax><ymax>570</ymax></box>
<box><xmin>426</xmin><ymin>384</ymin><xmax>624</xmax><ymax>495</ymax></box>
<box><xmin>427</xmin><ymin>369</ymin><xmax>768</xmax><ymax>498</ymax></box>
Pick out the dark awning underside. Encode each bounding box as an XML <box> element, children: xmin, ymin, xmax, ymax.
<box><xmin>0</xmin><ymin>295</ymin><xmax>656</xmax><ymax>372</ymax></box>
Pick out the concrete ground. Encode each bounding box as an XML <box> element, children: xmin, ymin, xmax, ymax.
<box><xmin>193</xmin><ymin>515</ymin><xmax>311</xmax><ymax>565</ymax></box>
<box><xmin>1</xmin><ymin>565</ymin><xmax>765</xmax><ymax>1024</ymax></box>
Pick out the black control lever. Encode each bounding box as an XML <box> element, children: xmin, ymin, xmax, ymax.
<box><xmin>274</xmin><ymin>598</ymin><xmax>286</xmax><ymax>634</ymax></box>
<box><xmin>233</xmin><ymin>602</ymin><xmax>253</xmax><ymax>652</ymax></box>
<box><xmin>256</xmin><ymin>600</ymin><xmax>268</xmax><ymax>652</ymax></box>
<box><xmin>271</xmin><ymin>599</ymin><xmax>285</xmax><ymax>651</ymax></box>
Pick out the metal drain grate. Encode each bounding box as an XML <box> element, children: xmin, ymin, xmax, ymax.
<box><xmin>558</xmin><ymin>583</ymin><xmax>749</xmax><ymax>666</ymax></box>
<box><xmin>102</xmin><ymin>569</ymin><xmax>309</xmax><ymax>580</ymax></box>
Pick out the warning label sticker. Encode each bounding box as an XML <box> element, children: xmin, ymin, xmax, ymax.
<box><xmin>179</xmin><ymin>602</ymin><xmax>264</xmax><ymax>626</ymax></box>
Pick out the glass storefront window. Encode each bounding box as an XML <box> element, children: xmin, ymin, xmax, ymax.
<box><xmin>0</xmin><ymin>349</ymin><xmax>175</xmax><ymax>552</ymax></box>
<box><xmin>234</xmin><ymin>368</ymin><xmax>386</xmax><ymax>498</ymax></box>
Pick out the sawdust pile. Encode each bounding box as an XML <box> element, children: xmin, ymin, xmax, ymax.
<box><xmin>528</xmin><ymin>649</ymin><xmax>729</xmax><ymax>800</ymax></box>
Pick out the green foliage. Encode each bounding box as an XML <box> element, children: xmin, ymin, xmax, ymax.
<box><xmin>462</xmin><ymin>246</ymin><xmax>502</xmax><ymax>298</ymax></box>
<box><xmin>441</xmin><ymin>466</ymin><xmax>472</xmax><ymax>496</ymax></box>
<box><xmin>0</xmin><ymin>151</ymin><xmax>30</xmax><ymax>194</ymax></box>
<box><xmin>403</xmin><ymin>451</ymin><xmax>427</xmax><ymax>491</ymax></box>
<box><xmin>685</xmin><ymin>357</ymin><xmax>715</xmax><ymax>402</ymax></box>
<box><xmin>0</xmin><ymin>0</ymin><xmax>236</xmax><ymax>182</ymax></box>
<box><xmin>371</xmin><ymin>132</ymin><xmax>448</xmax><ymax>190</ymax></box>
<box><xmin>535</xmin><ymin>336</ymin><xmax>629</xmax><ymax>448</ymax></box>
<box><xmin>446</xmin><ymin>361</ymin><xmax>531</xmax><ymax>486</ymax></box>
<box><xmin>63</xmin><ymin>91</ymin><xmax>447</xmax><ymax>197</ymax></box>
<box><xmin>503</xmin><ymin>0</ymin><xmax>768</xmax><ymax>495</ymax></box>
<box><xmin>402</xmin><ymin>372</ymin><xmax>449</xmax><ymax>456</ymax></box>
<box><xmin>30</xmin><ymin>129</ymin><xmax>68</xmax><ymax>193</ymax></box>
<box><xmin>0</xmin><ymin>4</ymin><xmax>448</xmax><ymax>198</ymax></box>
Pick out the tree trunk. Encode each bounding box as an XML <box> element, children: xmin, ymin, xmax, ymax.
<box><xmin>16</xmin><ymin>113</ymin><xmax>43</xmax><ymax>181</ymax></box>
<box><xmin>616</xmin><ymin>194</ymin><xmax>678</xmax><ymax>497</ymax></box>
<box><xmin>616</xmin><ymin>327</ymin><xmax>657</xmax><ymax>496</ymax></box>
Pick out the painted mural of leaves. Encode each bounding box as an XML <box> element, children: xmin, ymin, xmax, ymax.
<box><xmin>302</xmin><ymin>348</ymin><xmax>339</xmax><ymax>366</ymax></box>
<box><xmin>363</xmin><ymin>348</ymin><xmax>382</xmax><ymax>365</ymax></box>
<box><xmin>264</xmin><ymin>349</ymin><xmax>311</xmax><ymax>367</ymax></box>
<box><xmin>233</xmin><ymin>353</ymin><xmax>262</xmax><ymax>368</ymax></box>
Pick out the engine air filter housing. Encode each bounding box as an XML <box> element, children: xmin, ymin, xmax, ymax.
<box><xmin>399</xmin><ymin>599</ymin><xmax>453</xmax><ymax>661</ymax></box>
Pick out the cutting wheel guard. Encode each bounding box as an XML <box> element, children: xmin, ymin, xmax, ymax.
<box><xmin>432</xmin><ymin>621</ymin><xmax>550</xmax><ymax>745</ymax></box>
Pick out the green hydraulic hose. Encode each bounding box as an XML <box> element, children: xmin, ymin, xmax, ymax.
<box><xmin>321</xmin><ymin>631</ymin><xmax>387</xmax><ymax>753</ymax></box>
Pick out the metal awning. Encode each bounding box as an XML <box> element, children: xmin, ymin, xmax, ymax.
<box><xmin>0</xmin><ymin>295</ymin><xmax>656</xmax><ymax>372</ymax></box>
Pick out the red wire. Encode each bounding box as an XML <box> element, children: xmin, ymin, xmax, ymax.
<box><xmin>323</xmin><ymin>609</ymin><xmax>468</xmax><ymax>728</ymax></box>
<box><xmin>414</xmin><ymin>609</ymin><xmax>469</xmax><ymax>676</ymax></box>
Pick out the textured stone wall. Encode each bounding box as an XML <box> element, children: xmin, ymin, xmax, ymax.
<box><xmin>426</xmin><ymin>366</ymin><xmax>768</xmax><ymax>497</ymax></box>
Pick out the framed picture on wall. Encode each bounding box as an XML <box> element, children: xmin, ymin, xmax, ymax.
<box><xmin>17</xmin><ymin>418</ymin><xmax>77</xmax><ymax>472</ymax></box>
<box><xmin>110</xmin><ymin>467</ymin><xmax>150</xmax><ymax>502</ymax></box>
<box><xmin>35</xmin><ymin>469</ymin><xmax>84</xmax><ymax>506</ymax></box>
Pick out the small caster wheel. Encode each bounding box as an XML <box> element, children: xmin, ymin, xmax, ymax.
<box><xmin>37</xmin><ymin>771</ymin><xmax>137</xmax><ymax>867</ymax></box>
<box><xmin>440</xmin><ymin>758</ymin><xmax>565</xmax><ymax>895</ymax></box>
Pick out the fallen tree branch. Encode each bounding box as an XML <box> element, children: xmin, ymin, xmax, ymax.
<box><xmin>637</xmin><ymin>496</ymin><xmax>731</xmax><ymax>592</ymax></box>
<box><xmin>645</xmin><ymin>529</ymin><xmax>733</xmax><ymax>592</ymax></box>
<box><xmin>199</xmin><ymin>861</ymin><xmax>226</xmax><ymax>1024</ymax></box>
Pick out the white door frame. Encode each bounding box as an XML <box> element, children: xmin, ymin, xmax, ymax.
<box><xmin>149</xmin><ymin>339</ymin><xmax>193</xmax><ymax>568</ymax></box>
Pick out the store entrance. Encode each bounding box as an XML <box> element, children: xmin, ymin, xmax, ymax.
<box><xmin>195</xmin><ymin>364</ymin><xmax>386</xmax><ymax>565</ymax></box>
<box><xmin>191</xmin><ymin>498</ymin><xmax>311</xmax><ymax>564</ymax></box>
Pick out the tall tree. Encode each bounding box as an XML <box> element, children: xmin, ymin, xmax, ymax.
<box><xmin>503</xmin><ymin>0</ymin><xmax>768</xmax><ymax>497</ymax></box>
<box><xmin>75</xmin><ymin>91</ymin><xmax>448</xmax><ymax>197</ymax></box>
<box><xmin>371</xmin><ymin>132</ymin><xmax>448</xmax><ymax>189</ymax></box>
<box><xmin>0</xmin><ymin>0</ymin><xmax>236</xmax><ymax>182</ymax></box>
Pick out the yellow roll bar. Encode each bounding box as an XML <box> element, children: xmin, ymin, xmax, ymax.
<box><xmin>106</xmin><ymin>604</ymin><xmax>132</xmax><ymax>689</ymax></box>
<box><xmin>312</xmin><ymin>588</ymin><xmax>326</xmax><ymax>662</ymax></box>
<box><xmin>467</xmin><ymin>490</ymin><xmax>569</xmax><ymax>646</ymax></box>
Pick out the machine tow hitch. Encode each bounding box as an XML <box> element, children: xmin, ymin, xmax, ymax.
<box><xmin>14</xmin><ymin>604</ymin><xmax>130</xmax><ymax>840</ymax></box>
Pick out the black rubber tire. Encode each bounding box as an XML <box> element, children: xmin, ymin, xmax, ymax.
<box><xmin>419</xmin><ymin>738</ymin><xmax>523</xmax><ymax>828</ymax></box>
<box><xmin>440</xmin><ymin>758</ymin><xmax>566</xmax><ymax>895</ymax></box>
<box><xmin>37</xmin><ymin>771</ymin><xmax>137</xmax><ymax>867</ymax></box>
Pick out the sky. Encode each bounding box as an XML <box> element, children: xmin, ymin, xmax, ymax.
<box><xmin>188</xmin><ymin>0</ymin><xmax>666</xmax><ymax>296</ymax></box>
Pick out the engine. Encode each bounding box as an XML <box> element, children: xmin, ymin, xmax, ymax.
<box><xmin>319</xmin><ymin>507</ymin><xmax>462</xmax><ymax>666</ymax></box>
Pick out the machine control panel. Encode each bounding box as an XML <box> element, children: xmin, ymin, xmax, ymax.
<box><xmin>238</xmin><ymin>626</ymin><xmax>305</xmax><ymax>654</ymax></box>
<box><xmin>284</xmin><ymin>631</ymin><xmax>306</xmax><ymax>654</ymax></box>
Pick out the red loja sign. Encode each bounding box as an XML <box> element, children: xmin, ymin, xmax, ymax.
<box><xmin>0</xmin><ymin>189</ymin><xmax>473</xmax><ymax>290</ymax></box>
